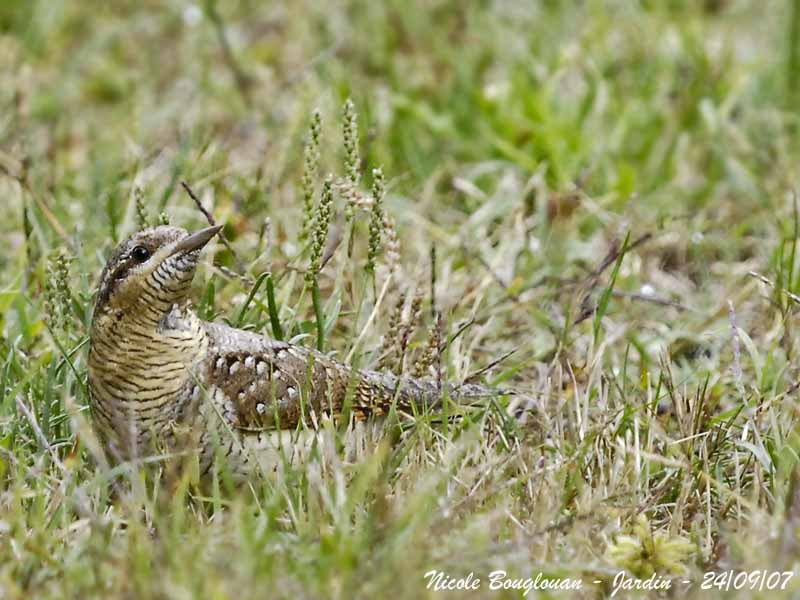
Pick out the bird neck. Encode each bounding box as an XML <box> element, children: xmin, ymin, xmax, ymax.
<box><xmin>91</xmin><ymin>301</ymin><xmax>208</xmax><ymax>368</ymax></box>
<box><xmin>88</xmin><ymin>301</ymin><xmax>209</xmax><ymax>457</ymax></box>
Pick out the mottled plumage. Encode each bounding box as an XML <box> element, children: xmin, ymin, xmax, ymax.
<box><xmin>88</xmin><ymin>225</ymin><xmax>515</xmax><ymax>482</ymax></box>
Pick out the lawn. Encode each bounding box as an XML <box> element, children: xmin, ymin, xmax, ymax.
<box><xmin>2</xmin><ymin>0</ymin><xmax>800</xmax><ymax>598</ymax></box>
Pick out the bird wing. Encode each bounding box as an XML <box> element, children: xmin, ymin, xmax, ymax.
<box><xmin>201</xmin><ymin>322</ymin><xmax>384</xmax><ymax>431</ymax></box>
<box><xmin>200</xmin><ymin>322</ymin><xmax>510</xmax><ymax>433</ymax></box>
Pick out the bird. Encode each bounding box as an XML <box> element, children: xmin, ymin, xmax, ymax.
<box><xmin>88</xmin><ymin>224</ymin><xmax>527</xmax><ymax>484</ymax></box>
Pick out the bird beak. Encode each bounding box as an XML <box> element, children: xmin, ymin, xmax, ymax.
<box><xmin>172</xmin><ymin>225</ymin><xmax>223</xmax><ymax>256</ymax></box>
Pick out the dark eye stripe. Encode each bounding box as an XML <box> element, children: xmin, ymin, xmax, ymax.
<box><xmin>112</xmin><ymin>261</ymin><xmax>134</xmax><ymax>282</ymax></box>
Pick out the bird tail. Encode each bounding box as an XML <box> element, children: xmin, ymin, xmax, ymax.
<box><xmin>352</xmin><ymin>368</ymin><xmax>537</xmax><ymax>421</ymax></box>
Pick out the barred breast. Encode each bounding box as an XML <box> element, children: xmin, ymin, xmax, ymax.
<box><xmin>88</xmin><ymin>305</ymin><xmax>208</xmax><ymax>462</ymax></box>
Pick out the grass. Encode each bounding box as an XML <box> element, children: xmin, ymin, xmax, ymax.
<box><xmin>2</xmin><ymin>0</ymin><xmax>800</xmax><ymax>597</ymax></box>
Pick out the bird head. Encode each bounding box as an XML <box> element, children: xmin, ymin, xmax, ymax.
<box><xmin>92</xmin><ymin>224</ymin><xmax>222</xmax><ymax>321</ymax></box>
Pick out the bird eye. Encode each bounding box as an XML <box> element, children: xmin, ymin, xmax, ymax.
<box><xmin>131</xmin><ymin>245</ymin><xmax>150</xmax><ymax>262</ymax></box>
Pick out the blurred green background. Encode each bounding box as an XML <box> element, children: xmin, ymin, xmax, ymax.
<box><xmin>3</xmin><ymin>1</ymin><xmax>800</xmax><ymax>598</ymax></box>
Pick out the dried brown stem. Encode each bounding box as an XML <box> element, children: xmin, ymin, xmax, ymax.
<box><xmin>575</xmin><ymin>232</ymin><xmax>652</xmax><ymax>323</ymax></box>
<box><xmin>180</xmin><ymin>180</ymin><xmax>247</xmax><ymax>275</ymax></box>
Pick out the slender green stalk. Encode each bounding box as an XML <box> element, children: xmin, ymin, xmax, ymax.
<box><xmin>593</xmin><ymin>232</ymin><xmax>630</xmax><ymax>342</ymax></box>
<box><xmin>311</xmin><ymin>280</ymin><xmax>325</xmax><ymax>351</ymax></box>
<box><xmin>236</xmin><ymin>272</ymin><xmax>270</xmax><ymax>327</ymax></box>
<box><xmin>265</xmin><ymin>274</ymin><xmax>284</xmax><ymax>340</ymax></box>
